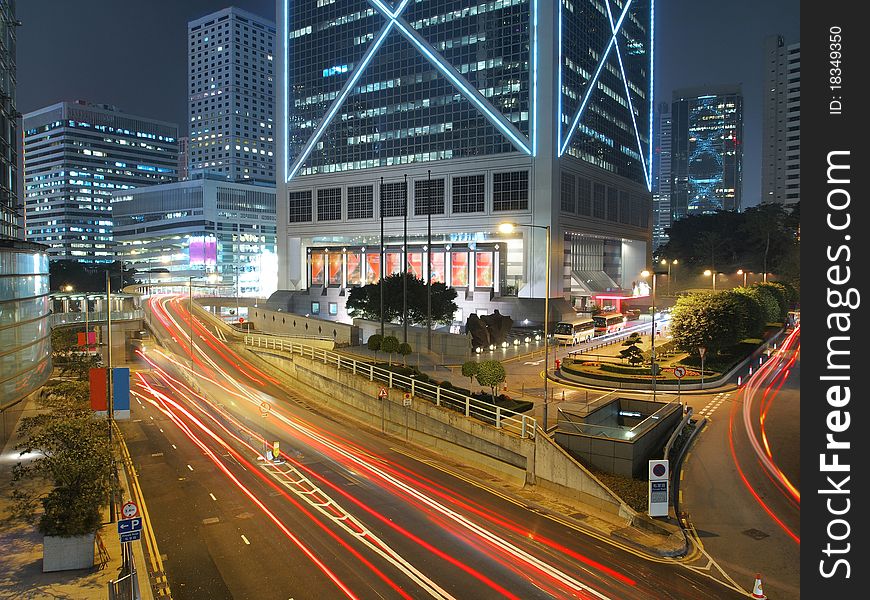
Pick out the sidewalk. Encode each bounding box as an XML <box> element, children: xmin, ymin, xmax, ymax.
<box><xmin>0</xmin><ymin>391</ymin><xmax>153</xmax><ymax>600</ymax></box>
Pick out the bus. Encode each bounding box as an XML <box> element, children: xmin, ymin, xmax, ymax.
<box><xmin>593</xmin><ymin>312</ymin><xmax>627</xmax><ymax>335</ymax></box>
<box><xmin>553</xmin><ymin>318</ymin><xmax>595</xmax><ymax>345</ymax></box>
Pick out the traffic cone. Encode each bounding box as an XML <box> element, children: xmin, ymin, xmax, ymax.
<box><xmin>751</xmin><ymin>573</ymin><xmax>767</xmax><ymax>599</ymax></box>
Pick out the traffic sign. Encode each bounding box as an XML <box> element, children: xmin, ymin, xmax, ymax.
<box><xmin>118</xmin><ymin>518</ymin><xmax>142</xmax><ymax>535</ymax></box>
<box><xmin>121</xmin><ymin>501</ymin><xmax>139</xmax><ymax>519</ymax></box>
<box><xmin>378</xmin><ymin>387</ymin><xmax>388</xmax><ymax>399</ymax></box>
<box><xmin>120</xmin><ymin>531</ymin><xmax>142</xmax><ymax>543</ymax></box>
<box><xmin>403</xmin><ymin>392</ymin><xmax>412</xmax><ymax>406</ymax></box>
<box><xmin>673</xmin><ymin>366</ymin><xmax>686</xmax><ymax>379</ymax></box>
<box><xmin>239</xmin><ymin>317</ymin><xmax>245</xmax><ymax>323</ymax></box>
<box><xmin>259</xmin><ymin>401</ymin><xmax>271</xmax><ymax>416</ymax></box>
<box><xmin>698</xmin><ymin>346</ymin><xmax>707</xmax><ymax>359</ymax></box>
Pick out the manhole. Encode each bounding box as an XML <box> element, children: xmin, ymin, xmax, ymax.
<box><xmin>742</xmin><ymin>528</ymin><xmax>770</xmax><ymax>540</ymax></box>
<box><xmin>202</xmin><ymin>517</ymin><xmax>220</xmax><ymax>525</ymax></box>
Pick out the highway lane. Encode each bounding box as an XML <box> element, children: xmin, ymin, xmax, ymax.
<box><xmin>681</xmin><ymin>327</ymin><xmax>801</xmax><ymax>599</ymax></box>
<box><xmin>131</xmin><ymin>294</ymin><xmax>748</xmax><ymax>599</ymax></box>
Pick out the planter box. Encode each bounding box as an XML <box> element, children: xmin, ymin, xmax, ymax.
<box><xmin>42</xmin><ymin>533</ymin><xmax>95</xmax><ymax>572</ymax></box>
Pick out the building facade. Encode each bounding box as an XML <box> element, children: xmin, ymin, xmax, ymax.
<box><xmin>22</xmin><ymin>101</ymin><xmax>179</xmax><ymax>261</ymax></box>
<box><xmin>651</xmin><ymin>101</ymin><xmax>671</xmax><ymax>250</ymax></box>
<box><xmin>112</xmin><ymin>175</ymin><xmax>277</xmax><ymax>298</ymax></box>
<box><xmin>1</xmin><ymin>1</ymin><xmax>52</xmax><ymax>418</ymax></box>
<box><xmin>178</xmin><ymin>136</ymin><xmax>190</xmax><ymax>181</ymax></box>
<box><xmin>762</xmin><ymin>35</ymin><xmax>799</xmax><ymax>207</ymax></box>
<box><xmin>188</xmin><ymin>7</ymin><xmax>276</xmax><ymax>184</ymax></box>
<box><xmin>276</xmin><ymin>1</ymin><xmax>654</xmax><ymax>324</ymax></box>
<box><xmin>670</xmin><ymin>85</ymin><xmax>743</xmax><ymax>220</ymax></box>
<box><xmin>0</xmin><ymin>0</ymin><xmax>19</xmax><ymax>240</ymax></box>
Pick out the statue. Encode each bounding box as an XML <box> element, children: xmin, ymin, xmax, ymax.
<box><xmin>466</xmin><ymin>310</ymin><xmax>513</xmax><ymax>349</ymax></box>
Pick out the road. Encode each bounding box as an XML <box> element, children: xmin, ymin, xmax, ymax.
<box><xmin>680</xmin><ymin>326</ymin><xmax>801</xmax><ymax>599</ymax></box>
<box><xmin>126</xmin><ymin>294</ymin><xmax>749</xmax><ymax>599</ymax></box>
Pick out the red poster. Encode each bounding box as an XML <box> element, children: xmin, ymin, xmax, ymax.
<box><xmin>386</xmin><ymin>252</ymin><xmax>402</xmax><ymax>275</ymax></box>
<box><xmin>366</xmin><ymin>253</ymin><xmax>380</xmax><ymax>283</ymax></box>
<box><xmin>451</xmin><ymin>251</ymin><xmax>468</xmax><ymax>287</ymax></box>
<box><xmin>89</xmin><ymin>367</ymin><xmax>107</xmax><ymax>411</ymax></box>
<box><xmin>429</xmin><ymin>252</ymin><xmax>444</xmax><ymax>283</ymax></box>
<box><xmin>328</xmin><ymin>253</ymin><xmax>342</xmax><ymax>285</ymax></box>
<box><xmin>475</xmin><ymin>251</ymin><xmax>493</xmax><ymax>287</ymax></box>
<box><xmin>407</xmin><ymin>252</ymin><xmax>423</xmax><ymax>279</ymax></box>
<box><xmin>311</xmin><ymin>253</ymin><xmax>325</xmax><ymax>286</ymax></box>
<box><xmin>347</xmin><ymin>253</ymin><xmax>362</xmax><ymax>285</ymax></box>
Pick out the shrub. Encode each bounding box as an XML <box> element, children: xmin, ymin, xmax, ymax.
<box><xmin>461</xmin><ymin>360</ymin><xmax>479</xmax><ymax>385</ymax></box>
<box><xmin>367</xmin><ymin>334</ymin><xmax>383</xmax><ymax>352</ymax></box>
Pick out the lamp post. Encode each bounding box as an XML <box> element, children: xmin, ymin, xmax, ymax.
<box><xmin>703</xmin><ymin>269</ymin><xmax>717</xmax><ymax>292</ymax></box>
<box><xmin>737</xmin><ymin>269</ymin><xmax>747</xmax><ymax>287</ymax></box>
<box><xmin>426</xmin><ymin>170</ymin><xmax>432</xmax><ymax>352</ymax></box>
<box><xmin>660</xmin><ymin>259</ymin><xmax>677</xmax><ymax>295</ymax></box>
<box><xmin>642</xmin><ymin>269</ymin><xmax>664</xmax><ymax>403</ymax></box>
<box><xmin>499</xmin><ymin>221</ymin><xmax>551</xmax><ymax>431</ymax></box>
<box><xmin>105</xmin><ymin>270</ymin><xmax>115</xmax><ymax>522</ymax></box>
<box><xmin>403</xmin><ymin>173</ymin><xmax>408</xmax><ymax>344</ymax></box>
<box><xmin>379</xmin><ymin>177</ymin><xmax>385</xmax><ymax>339</ymax></box>
<box><xmin>188</xmin><ymin>276</ymin><xmax>195</xmax><ymax>368</ymax></box>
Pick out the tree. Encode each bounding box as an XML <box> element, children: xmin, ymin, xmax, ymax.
<box><xmin>381</xmin><ymin>335</ymin><xmax>400</xmax><ymax>365</ymax></box>
<box><xmin>50</xmin><ymin>260</ymin><xmax>137</xmax><ymax>292</ymax></box>
<box><xmin>619</xmin><ymin>333</ymin><xmax>644</xmax><ymax>366</ymax></box>
<box><xmin>346</xmin><ymin>273</ymin><xmax>458</xmax><ymax>326</ymax></box>
<box><xmin>753</xmin><ymin>282</ymin><xmax>789</xmax><ymax>321</ymax></box>
<box><xmin>475</xmin><ymin>360</ymin><xmax>506</xmax><ymax>402</ymax></box>
<box><xmin>398</xmin><ymin>342</ymin><xmax>412</xmax><ymax>366</ymax></box>
<box><xmin>669</xmin><ymin>293</ymin><xmax>749</xmax><ymax>356</ymax></box>
<box><xmin>367</xmin><ymin>334</ymin><xmax>383</xmax><ymax>354</ymax></box>
<box><xmin>9</xmin><ymin>383</ymin><xmax>117</xmax><ymax>537</ymax></box>
<box><xmin>728</xmin><ymin>288</ymin><xmax>767</xmax><ymax>337</ymax></box>
<box><xmin>461</xmin><ymin>360</ymin><xmax>479</xmax><ymax>385</ymax></box>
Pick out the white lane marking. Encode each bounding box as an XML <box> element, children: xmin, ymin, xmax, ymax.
<box><xmin>187</xmin><ymin>464</ymin><xmax>194</xmax><ymax>471</ymax></box>
<box><xmin>171</xmin><ymin>444</ymin><xmax>177</xmax><ymax>450</ymax></box>
<box><xmin>241</xmin><ymin>534</ymin><xmax>250</xmax><ymax>545</ymax></box>
<box><xmin>159</xmin><ymin>428</ymin><xmax>164</xmax><ymax>432</ymax></box>
<box><xmin>209</xmin><ymin>493</ymin><xmax>217</xmax><ymax>501</ymax></box>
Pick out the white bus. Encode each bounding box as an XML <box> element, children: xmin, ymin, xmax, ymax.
<box><xmin>553</xmin><ymin>318</ymin><xmax>595</xmax><ymax>345</ymax></box>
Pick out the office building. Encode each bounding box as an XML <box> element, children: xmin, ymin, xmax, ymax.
<box><xmin>188</xmin><ymin>7</ymin><xmax>275</xmax><ymax>184</ymax></box>
<box><xmin>652</xmin><ymin>102</ymin><xmax>671</xmax><ymax>249</ymax></box>
<box><xmin>671</xmin><ymin>85</ymin><xmax>743</xmax><ymax>219</ymax></box>
<box><xmin>178</xmin><ymin>136</ymin><xmax>190</xmax><ymax>180</ymax></box>
<box><xmin>275</xmin><ymin>1</ymin><xmax>654</xmax><ymax>323</ymax></box>
<box><xmin>23</xmin><ymin>101</ymin><xmax>179</xmax><ymax>260</ymax></box>
<box><xmin>112</xmin><ymin>175</ymin><xmax>277</xmax><ymax>298</ymax></box>
<box><xmin>1</xmin><ymin>0</ymin><xmax>52</xmax><ymax>419</ymax></box>
<box><xmin>762</xmin><ymin>35</ymin><xmax>799</xmax><ymax>207</ymax></box>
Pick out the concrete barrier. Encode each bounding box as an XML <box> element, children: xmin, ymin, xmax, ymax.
<box><xmin>242</xmin><ymin>343</ymin><xmax>636</xmax><ymax>524</ymax></box>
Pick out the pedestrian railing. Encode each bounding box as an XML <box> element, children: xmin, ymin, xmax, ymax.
<box><xmin>50</xmin><ymin>310</ymin><xmax>144</xmax><ymax>328</ymax></box>
<box><xmin>243</xmin><ymin>334</ymin><xmax>536</xmax><ymax>439</ymax></box>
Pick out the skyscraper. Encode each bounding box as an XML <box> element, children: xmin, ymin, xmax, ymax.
<box><xmin>23</xmin><ymin>101</ymin><xmax>179</xmax><ymax>260</ymax></box>
<box><xmin>671</xmin><ymin>85</ymin><xmax>743</xmax><ymax>220</ymax></box>
<box><xmin>0</xmin><ymin>0</ymin><xmax>19</xmax><ymax>240</ymax></box>
<box><xmin>1</xmin><ymin>0</ymin><xmax>52</xmax><ymax>415</ymax></box>
<box><xmin>188</xmin><ymin>7</ymin><xmax>276</xmax><ymax>184</ymax></box>
<box><xmin>652</xmin><ymin>102</ymin><xmax>672</xmax><ymax>249</ymax></box>
<box><xmin>276</xmin><ymin>1</ymin><xmax>654</xmax><ymax>321</ymax></box>
<box><xmin>762</xmin><ymin>35</ymin><xmax>799</xmax><ymax>207</ymax></box>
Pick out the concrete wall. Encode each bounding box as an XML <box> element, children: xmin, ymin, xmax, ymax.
<box><xmin>248</xmin><ymin>307</ymin><xmax>359</xmax><ymax>345</ymax></box>
<box><xmin>354</xmin><ymin>320</ymin><xmax>472</xmax><ymax>358</ymax></box>
<box><xmin>241</xmin><ymin>342</ymin><xmax>635</xmax><ymax>523</ymax></box>
<box><xmin>555</xmin><ymin>401</ymin><xmax>682</xmax><ymax>478</ymax></box>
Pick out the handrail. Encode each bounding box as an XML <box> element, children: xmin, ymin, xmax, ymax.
<box><xmin>243</xmin><ymin>333</ymin><xmax>536</xmax><ymax>439</ymax></box>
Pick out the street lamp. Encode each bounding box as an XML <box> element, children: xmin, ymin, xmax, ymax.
<box><xmin>659</xmin><ymin>259</ymin><xmax>677</xmax><ymax>295</ymax></box>
<box><xmin>703</xmin><ymin>269</ymin><xmax>717</xmax><ymax>292</ymax></box>
<box><xmin>641</xmin><ymin>269</ymin><xmax>663</xmax><ymax>403</ymax></box>
<box><xmin>499</xmin><ymin>221</ymin><xmax>551</xmax><ymax>431</ymax></box>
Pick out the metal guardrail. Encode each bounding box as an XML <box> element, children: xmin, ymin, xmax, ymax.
<box><xmin>49</xmin><ymin>310</ymin><xmax>144</xmax><ymax>327</ymax></box>
<box><xmin>243</xmin><ymin>334</ymin><xmax>536</xmax><ymax>439</ymax></box>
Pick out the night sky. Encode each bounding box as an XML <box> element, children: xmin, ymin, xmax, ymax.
<box><xmin>17</xmin><ymin>0</ymin><xmax>798</xmax><ymax>207</ymax></box>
